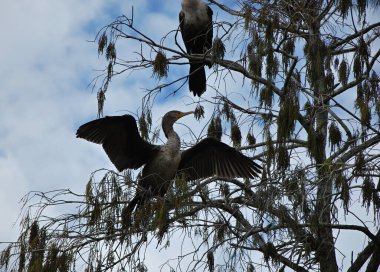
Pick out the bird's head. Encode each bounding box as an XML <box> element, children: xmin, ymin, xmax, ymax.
<box><xmin>163</xmin><ymin>110</ymin><xmax>194</xmax><ymax>124</ymax></box>
<box><xmin>162</xmin><ymin>110</ymin><xmax>194</xmax><ymax>137</ymax></box>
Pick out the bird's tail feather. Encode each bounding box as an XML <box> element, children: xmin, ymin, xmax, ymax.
<box><xmin>189</xmin><ymin>63</ymin><xmax>206</xmax><ymax>97</ymax></box>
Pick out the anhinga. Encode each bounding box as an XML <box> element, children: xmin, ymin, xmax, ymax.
<box><xmin>76</xmin><ymin>110</ymin><xmax>261</xmax><ymax>213</ymax></box>
<box><xmin>179</xmin><ymin>0</ymin><xmax>213</xmax><ymax>97</ymax></box>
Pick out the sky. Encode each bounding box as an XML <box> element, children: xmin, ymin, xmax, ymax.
<box><xmin>0</xmin><ymin>0</ymin><xmax>379</xmax><ymax>271</ymax></box>
<box><xmin>0</xmin><ymin>0</ymin><xmax>217</xmax><ymax>270</ymax></box>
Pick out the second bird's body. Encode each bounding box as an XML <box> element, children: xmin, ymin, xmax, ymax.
<box><xmin>180</xmin><ymin>0</ymin><xmax>213</xmax><ymax>96</ymax></box>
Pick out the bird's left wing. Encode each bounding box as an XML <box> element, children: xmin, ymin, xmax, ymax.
<box><xmin>76</xmin><ymin>115</ymin><xmax>159</xmax><ymax>171</ymax></box>
<box><xmin>178</xmin><ymin>138</ymin><xmax>261</xmax><ymax>180</ymax></box>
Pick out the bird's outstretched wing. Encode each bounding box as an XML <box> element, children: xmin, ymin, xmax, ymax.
<box><xmin>76</xmin><ymin>115</ymin><xmax>159</xmax><ymax>171</ymax></box>
<box><xmin>178</xmin><ymin>138</ymin><xmax>261</xmax><ymax>180</ymax></box>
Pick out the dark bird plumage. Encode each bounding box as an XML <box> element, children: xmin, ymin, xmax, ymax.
<box><xmin>76</xmin><ymin>110</ymin><xmax>261</xmax><ymax>219</ymax></box>
<box><xmin>179</xmin><ymin>0</ymin><xmax>213</xmax><ymax>96</ymax></box>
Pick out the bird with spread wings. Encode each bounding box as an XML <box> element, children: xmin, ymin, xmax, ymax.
<box><xmin>77</xmin><ymin>111</ymin><xmax>261</xmax><ymax>215</ymax></box>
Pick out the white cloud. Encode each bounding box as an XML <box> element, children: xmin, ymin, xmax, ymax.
<box><xmin>0</xmin><ymin>0</ymin><xmax>125</xmax><ymax>248</ymax></box>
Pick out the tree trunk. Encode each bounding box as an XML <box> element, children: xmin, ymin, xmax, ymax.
<box><xmin>309</xmin><ymin>20</ymin><xmax>339</xmax><ymax>272</ymax></box>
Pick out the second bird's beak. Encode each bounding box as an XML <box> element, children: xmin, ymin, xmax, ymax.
<box><xmin>177</xmin><ymin>111</ymin><xmax>194</xmax><ymax>119</ymax></box>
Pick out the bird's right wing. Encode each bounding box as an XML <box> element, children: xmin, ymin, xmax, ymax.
<box><xmin>76</xmin><ymin>115</ymin><xmax>159</xmax><ymax>171</ymax></box>
<box><xmin>178</xmin><ymin>138</ymin><xmax>261</xmax><ymax>181</ymax></box>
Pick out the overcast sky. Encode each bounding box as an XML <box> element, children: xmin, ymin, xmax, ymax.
<box><xmin>0</xmin><ymin>0</ymin><xmax>379</xmax><ymax>271</ymax></box>
<box><xmin>0</xmin><ymin>0</ymin><xmax>219</xmax><ymax>270</ymax></box>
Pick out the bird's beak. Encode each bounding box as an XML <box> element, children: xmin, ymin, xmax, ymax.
<box><xmin>177</xmin><ymin>111</ymin><xmax>194</xmax><ymax>119</ymax></box>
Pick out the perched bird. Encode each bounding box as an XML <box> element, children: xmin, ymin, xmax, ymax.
<box><xmin>76</xmin><ymin>110</ymin><xmax>261</xmax><ymax>214</ymax></box>
<box><xmin>179</xmin><ymin>0</ymin><xmax>213</xmax><ymax>96</ymax></box>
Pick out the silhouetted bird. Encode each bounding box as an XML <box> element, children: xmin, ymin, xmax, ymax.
<box><xmin>77</xmin><ymin>110</ymin><xmax>261</xmax><ymax>215</ymax></box>
<box><xmin>180</xmin><ymin>0</ymin><xmax>213</xmax><ymax>96</ymax></box>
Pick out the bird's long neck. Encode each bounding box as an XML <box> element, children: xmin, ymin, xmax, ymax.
<box><xmin>163</xmin><ymin>122</ymin><xmax>180</xmax><ymax>152</ymax></box>
<box><xmin>163</xmin><ymin>121</ymin><xmax>179</xmax><ymax>141</ymax></box>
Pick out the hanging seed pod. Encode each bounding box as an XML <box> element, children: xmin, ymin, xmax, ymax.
<box><xmin>257</xmin><ymin>37</ymin><xmax>266</xmax><ymax>57</ymax></box>
<box><xmin>338</xmin><ymin>0</ymin><xmax>352</xmax><ymax>18</ymax></box>
<box><xmin>152</xmin><ymin>51</ymin><xmax>169</xmax><ymax>79</ymax></box>
<box><xmin>43</xmin><ymin>244</ymin><xmax>59</xmax><ymax>271</ymax></box>
<box><xmin>283</xmin><ymin>176</ymin><xmax>298</xmax><ymax>200</ymax></box>
<box><xmin>215</xmin><ymin>220</ymin><xmax>227</xmax><ymax>244</ymax></box>
<box><xmin>355</xmin><ymin>96</ymin><xmax>371</xmax><ymax>126</ymax></box>
<box><xmin>282</xmin><ymin>38</ymin><xmax>295</xmax><ymax>71</ymax></box>
<box><xmin>277</xmin><ymin>144</ymin><xmax>290</xmax><ymax>171</ymax></box>
<box><xmin>358</xmin><ymin>37</ymin><xmax>370</xmax><ymax>59</ymax></box>
<box><xmin>329</xmin><ymin>122</ymin><xmax>342</xmax><ymax>151</ymax></box>
<box><xmin>357</xmin><ymin>82</ymin><xmax>364</xmax><ymax>101</ymax></box>
<box><xmin>341</xmin><ymin>178</ymin><xmax>350</xmax><ymax>213</ymax></box>
<box><xmin>214</xmin><ymin>115</ymin><xmax>222</xmax><ymax>140</ymax></box>
<box><xmin>222</xmin><ymin>101</ymin><xmax>232</xmax><ymax>121</ymax></box>
<box><xmin>325</xmin><ymin>70</ymin><xmax>335</xmax><ymax>93</ymax></box>
<box><xmin>259</xmin><ymin>86</ymin><xmax>273</xmax><ymax>108</ymax></box>
<box><xmin>194</xmin><ymin>104</ymin><xmax>205</xmax><ymax>120</ymax></box>
<box><xmin>334</xmin><ymin>57</ymin><xmax>340</xmax><ymax>71</ymax></box>
<box><xmin>246</xmin><ymin>132</ymin><xmax>256</xmax><ymax>145</ymax></box>
<box><xmin>354</xmin><ymin>152</ymin><xmax>365</xmax><ymax>175</ymax></box>
<box><xmin>353</xmin><ymin>54</ymin><xmax>362</xmax><ymax>80</ymax></box>
<box><xmin>207</xmin><ymin>115</ymin><xmax>222</xmax><ymax>141</ymax></box>
<box><xmin>106</xmin><ymin>42</ymin><xmax>116</xmax><ymax>62</ymax></box>
<box><xmin>277</xmin><ymin>93</ymin><xmax>299</xmax><ymax>142</ymax></box>
<box><xmin>247</xmin><ymin>41</ymin><xmax>262</xmax><ymax>81</ymax></box>
<box><xmin>231</xmin><ymin>122</ymin><xmax>242</xmax><ymax>148</ymax></box>
<box><xmin>98</xmin><ymin>31</ymin><xmax>107</xmax><ymax>55</ymax></box>
<box><xmin>325</xmin><ymin>52</ymin><xmax>333</xmax><ymax>71</ymax></box>
<box><xmin>263</xmin><ymin>242</ymin><xmax>277</xmax><ymax>262</ymax></box>
<box><xmin>369</xmin><ymin>71</ymin><xmax>379</xmax><ymax>101</ymax></box>
<box><xmin>97</xmin><ymin>89</ymin><xmax>106</xmax><ymax>118</ymax></box>
<box><xmin>107</xmin><ymin>61</ymin><xmax>113</xmax><ymax>81</ymax></box>
<box><xmin>265</xmin><ymin>19</ymin><xmax>274</xmax><ymax>44</ymax></box>
<box><xmin>207</xmin><ymin>118</ymin><xmax>215</xmax><ymax>138</ymax></box>
<box><xmin>266</xmin><ymin>48</ymin><xmax>279</xmax><ymax>79</ymax></box>
<box><xmin>303</xmin><ymin>100</ymin><xmax>313</xmax><ymax>121</ymax></box>
<box><xmin>29</xmin><ymin>221</ymin><xmax>39</xmax><ymax>248</ymax></box>
<box><xmin>338</xmin><ymin>59</ymin><xmax>349</xmax><ymax>86</ymax></box>
<box><xmin>334</xmin><ymin>170</ymin><xmax>345</xmax><ymax>190</ymax></box>
<box><xmin>362</xmin><ymin>177</ymin><xmax>374</xmax><ymax>211</ymax></box>
<box><xmin>243</xmin><ymin>4</ymin><xmax>253</xmax><ymax>30</ymax></box>
<box><xmin>357</xmin><ymin>0</ymin><xmax>367</xmax><ymax>20</ymax></box>
<box><xmin>211</xmin><ymin>37</ymin><xmax>225</xmax><ymax>63</ymax></box>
